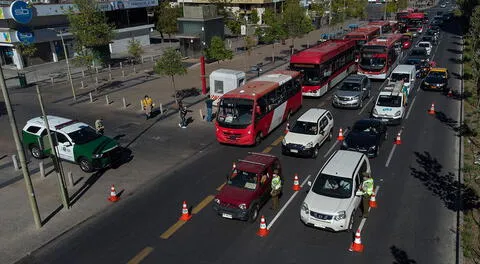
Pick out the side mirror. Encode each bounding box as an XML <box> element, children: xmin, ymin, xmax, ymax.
<box><xmin>362</xmin><ymin>87</ymin><xmax>367</xmax><ymax>91</ymax></box>
<box><xmin>307</xmin><ymin>181</ymin><xmax>312</xmax><ymax>187</ymax></box>
<box><xmin>65</xmin><ymin>142</ymin><xmax>72</xmax><ymax>147</ymax></box>
<box><xmin>355</xmin><ymin>190</ymin><xmax>363</xmax><ymax>196</ymax></box>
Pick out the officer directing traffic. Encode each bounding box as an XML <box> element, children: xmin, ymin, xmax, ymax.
<box><xmin>271</xmin><ymin>170</ymin><xmax>282</xmax><ymax>211</ymax></box>
<box><xmin>359</xmin><ymin>172</ymin><xmax>374</xmax><ymax>218</ymax></box>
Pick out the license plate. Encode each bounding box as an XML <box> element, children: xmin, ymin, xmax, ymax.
<box><xmin>290</xmin><ymin>149</ymin><xmax>298</xmax><ymax>153</ymax></box>
<box><xmin>222</xmin><ymin>213</ymin><xmax>233</xmax><ymax>219</ymax></box>
<box><xmin>382</xmin><ymin>119</ymin><xmax>389</xmax><ymax>122</ymax></box>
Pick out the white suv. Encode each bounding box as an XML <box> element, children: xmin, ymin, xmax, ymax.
<box><xmin>282</xmin><ymin>108</ymin><xmax>334</xmax><ymax>158</ymax></box>
<box><xmin>417</xmin><ymin>41</ymin><xmax>432</xmax><ymax>55</ymax></box>
<box><xmin>300</xmin><ymin>150</ymin><xmax>371</xmax><ymax>232</ymax></box>
<box><xmin>372</xmin><ymin>80</ymin><xmax>406</xmax><ymax>125</ymax></box>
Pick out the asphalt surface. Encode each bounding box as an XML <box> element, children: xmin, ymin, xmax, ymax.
<box><xmin>16</xmin><ymin>5</ymin><xmax>462</xmax><ymax>264</ymax></box>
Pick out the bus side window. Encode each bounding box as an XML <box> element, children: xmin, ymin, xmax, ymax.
<box><xmin>256</xmin><ymin>96</ymin><xmax>267</xmax><ymax>119</ymax></box>
<box><xmin>277</xmin><ymin>83</ymin><xmax>287</xmax><ymax>104</ymax></box>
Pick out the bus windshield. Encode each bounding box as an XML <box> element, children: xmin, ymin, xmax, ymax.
<box><xmin>217</xmin><ymin>98</ymin><xmax>254</xmax><ymax>128</ymax></box>
<box><xmin>360</xmin><ymin>46</ymin><xmax>387</xmax><ymax>71</ymax></box>
<box><xmin>290</xmin><ymin>65</ymin><xmax>325</xmax><ymax>86</ymax></box>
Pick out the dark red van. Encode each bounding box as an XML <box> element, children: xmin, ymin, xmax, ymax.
<box><xmin>212</xmin><ymin>152</ymin><xmax>282</xmax><ymax>222</ymax></box>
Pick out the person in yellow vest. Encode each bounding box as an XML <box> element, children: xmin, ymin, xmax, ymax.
<box><xmin>359</xmin><ymin>171</ymin><xmax>374</xmax><ymax>218</ymax></box>
<box><xmin>141</xmin><ymin>95</ymin><xmax>154</xmax><ymax>120</ymax></box>
<box><xmin>270</xmin><ymin>170</ymin><xmax>282</xmax><ymax>211</ymax></box>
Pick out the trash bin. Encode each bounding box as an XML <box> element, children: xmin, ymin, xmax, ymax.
<box><xmin>18</xmin><ymin>72</ymin><xmax>27</xmax><ymax>88</ymax></box>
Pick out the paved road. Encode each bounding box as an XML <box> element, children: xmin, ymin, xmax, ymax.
<box><xmin>16</xmin><ymin>7</ymin><xmax>462</xmax><ymax>264</ymax></box>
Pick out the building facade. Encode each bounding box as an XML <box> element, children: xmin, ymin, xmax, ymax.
<box><xmin>0</xmin><ymin>0</ymin><xmax>158</xmax><ymax>69</ymax></box>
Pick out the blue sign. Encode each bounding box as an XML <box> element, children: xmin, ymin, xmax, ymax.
<box><xmin>10</xmin><ymin>1</ymin><xmax>33</xmax><ymax>24</ymax></box>
<box><xmin>16</xmin><ymin>29</ymin><xmax>34</xmax><ymax>44</ymax></box>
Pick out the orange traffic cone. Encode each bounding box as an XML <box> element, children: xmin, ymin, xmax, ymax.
<box><xmin>349</xmin><ymin>229</ymin><xmax>364</xmax><ymax>252</ymax></box>
<box><xmin>232</xmin><ymin>162</ymin><xmax>236</xmax><ymax>170</ymax></box>
<box><xmin>394</xmin><ymin>132</ymin><xmax>402</xmax><ymax>145</ymax></box>
<box><xmin>369</xmin><ymin>193</ymin><xmax>378</xmax><ymax>208</ymax></box>
<box><xmin>428</xmin><ymin>103</ymin><xmax>435</xmax><ymax>115</ymax></box>
<box><xmin>337</xmin><ymin>128</ymin><xmax>345</xmax><ymax>141</ymax></box>
<box><xmin>292</xmin><ymin>174</ymin><xmax>301</xmax><ymax>191</ymax></box>
<box><xmin>447</xmin><ymin>89</ymin><xmax>453</xmax><ymax>97</ymax></box>
<box><xmin>179</xmin><ymin>201</ymin><xmax>192</xmax><ymax>221</ymax></box>
<box><xmin>285</xmin><ymin>123</ymin><xmax>290</xmax><ymax>134</ymax></box>
<box><xmin>256</xmin><ymin>215</ymin><xmax>269</xmax><ymax>237</ymax></box>
<box><xmin>108</xmin><ymin>185</ymin><xmax>120</xmax><ymax>202</ymax></box>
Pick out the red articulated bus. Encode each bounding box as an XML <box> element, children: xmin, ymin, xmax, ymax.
<box><xmin>357</xmin><ymin>34</ymin><xmax>404</xmax><ymax>80</ymax></box>
<box><xmin>289</xmin><ymin>39</ymin><xmax>357</xmax><ymax>97</ymax></box>
<box><xmin>368</xmin><ymin>20</ymin><xmax>393</xmax><ymax>34</ymax></box>
<box><xmin>215</xmin><ymin>70</ymin><xmax>302</xmax><ymax>146</ymax></box>
<box><xmin>406</xmin><ymin>12</ymin><xmax>426</xmax><ymax>35</ymax></box>
<box><xmin>344</xmin><ymin>26</ymin><xmax>381</xmax><ymax>49</ymax></box>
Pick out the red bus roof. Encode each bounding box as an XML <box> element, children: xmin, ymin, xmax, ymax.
<box><xmin>222</xmin><ymin>70</ymin><xmax>301</xmax><ymax>100</ymax></box>
<box><xmin>406</xmin><ymin>12</ymin><xmax>425</xmax><ymax>19</ymax></box>
<box><xmin>368</xmin><ymin>21</ymin><xmax>390</xmax><ymax>26</ymax></box>
<box><xmin>364</xmin><ymin>33</ymin><xmax>403</xmax><ymax>47</ymax></box>
<box><xmin>344</xmin><ymin>26</ymin><xmax>380</xmax><ymax>39</ymax></box>
<box><xmin>290</xmin><ymin>39</ymin><xmax>355</xmax><ymax>65</ymax></box>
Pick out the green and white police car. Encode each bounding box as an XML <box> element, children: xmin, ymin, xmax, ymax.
<box><xmin>22</xmin><ymin>116</ymin><xmax>120</xmax><ymax>172</ymax></box>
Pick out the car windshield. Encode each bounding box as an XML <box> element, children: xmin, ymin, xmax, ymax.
<box><xmin>217</xmin><ymin>98</ymin><xmax>254</xmax><ymax>128</ymax></box>
<box><xmin>312</xmin><ymin>173</ymin><xmax>353</xmax><ymax>199</ymax></box>
<box><xmin>377</xmin><ymin>95</ymin><xmax>402</xmax><ymax>107</ymax></box>
<box><xmin>390</xmin><ymin>73</ymin><xmax>410</xmax><ymax>82</ymax></box>
<box><xmin>419</xmin><ymin>43</ymin><xmax>430</xmax><ymax>48</ymax></box>
<box><xmin>422</xmin><ymin>37</ymin><xmax>433</xmax><ymax>42</ymax></box>
<box><xmin>340</xmin><ymin>81</ymin><xmax>361</xmax><ymax>91</ymax></box>
<box><xmin>67</xmin><ymin>126</ymin><xmax>101</xmax><ymax>145</ymax></box>
<box><xmin>290</xmin><ymin>121</ymin><xmax>318</xmax><ymax>135</ymax></box>
<box><xmin>228</xmin><ymin>170</ymin><xmax>258</xmax><ymax>190</ymax></box>
<box><xmin>411</xmin><ymin>49</ymin><xmax>427</xmax><ymax>56</ymax></box>
<box><xmin>352</xmin><ymin>121</ymin><xmax>380</xmax><ymax>134</ymax></box>
<box><xmin>428</xmin><ymin>71</ymin><xmax>447</xmax><ymax>78</ymax></box>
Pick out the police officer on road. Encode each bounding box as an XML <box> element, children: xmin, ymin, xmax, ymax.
<box><xmin>360</xmin><ymin>172</ymin><xmax>374</xmax><ymax>218</ymax></box>
<box><xmin>271</xmin><ymin>170</ymin><xmax>282</xmax><ymax>211</ymax></box>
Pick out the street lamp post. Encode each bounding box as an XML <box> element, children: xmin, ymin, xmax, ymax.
<box><xmin>51</xmin><ymin>29</ymin><xmax>76</xmax><ymax>102</ymax></box>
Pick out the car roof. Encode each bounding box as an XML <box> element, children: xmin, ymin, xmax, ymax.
<box><xmin>322</xmin><ymin>150</ymin><xmax>364</xmax><ymax>179</ymax></box>
<box><xmin>236</xmin><ymin>153</ymin><xmax>277</xmax><ymax>174</ymax></box>
<box><xmin>297</xmin><ymin>108</ymin><xmax>327</xmax><ymax>122</ymax></box>
<box><xmin>25</xmin><ymin>115</ymin><xmax>89</xmax><ymax>133</ymax></box>
<box><xmin>418</xmin><ymin>41</ymin><xmax>431</xmax><ymax>44</ymax></box>
<box><xmin>344</xmin><ymin>74</ymin><xmax>365</xmax><ymax>83</ymax></box>
<box><xmin>431</xmin><ymin>67</ymin><xmax>447</xmax><ymax>72</ymax></box>
<box><xmin>393</xmin><ymin>64</ymin><xmax>416</xmax><ymax>73</ymax></box>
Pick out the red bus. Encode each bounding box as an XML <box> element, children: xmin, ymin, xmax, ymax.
<box><xmin>289</xmin><ymin>39</ymin><xmax>357</xmax><ymax>97</ymax></box>
<box><xmin>406</xmin><ymin>12</ymin><xmax>426</xmax><ymax>34</ymax></box>
<box><xmin>344</xmin><ymin>26</ymin><xmax>380</xmax><ymax>49</ymax></box>
<box><xmin>368</xmin><ymin>21</ymin><xmax>393</xmax><ymax>34</ymax></box>
<box><xmin>357</xmin><ymin>34</ymin><xmax>403</xmax><ymax>79</ymax></box>
<box><xmin>215</xmin><ymin>70</ymin><xmax>302</xmax><ymax>146</ymax></box>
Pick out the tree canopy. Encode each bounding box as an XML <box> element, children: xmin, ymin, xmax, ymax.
<box><xmin>282</xmin><ymin>0</ymin><xmax>314</xmax><ymax>39</ymax></box>
<box><xmin>154</xmin><ymin>2</ymin><xmax>182</xmax><ymax>39</ymax></box>
<box><xmin>250</xmin><ymin>9</ymin><xmax>260</xmax><ymax>24</ymax></box>
<box><xmin>205</xmin><ymin>36</ymin><xmax>233</xmax><ymax>62</ymax></box>
<box><xmin>153</xmin><ymin>48</ymin><xmax>187</xmax><ymax>104</ymax></box>
<box><xmin>127</xmin><ymin>39</ymin><xmax>144</xmax><ymax>63</ymax></box>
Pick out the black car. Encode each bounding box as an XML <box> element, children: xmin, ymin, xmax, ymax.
<box><xmin>430</xmin><ymin>25</ymin><xmax>441</xmax><ymax>33</ymax></box>
<box><xmin>341</xmin><ymin>119</ymin><xmax>387</xmax><ymax>158</ymax></box>
<box><xmin>422</xmin><ymin>35</ymin><xmax>437</xmax><ymax>45</ymax></box>
<box><xmin>421</xmin><ymin>70</ymin><xmax>448</xmax><ymax>91</ymax></box>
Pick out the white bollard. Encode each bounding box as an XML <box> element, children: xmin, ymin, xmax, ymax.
<box><xmin>50</xmin><ymin>77</ymin><xmax>54</xmax><ymax>85</ymax></box>
<box><xmin>122</xmin><ymin>97</ymin><xmax>127</xmax><ymax>109</ymax></box>
<box><xmin>95</xmin><ymin>76</ymin><xmax>99</xmax><ymax>85</ymax></box>
<box><xmin>141</xmin><ymin>56</ymin><xmax>144</xmax><ymax>64</ymax></box>
<box><xmin>160</xmin><ymin>103</ymin><xmax>163</xmax><ymax>115</ymax></box>
<box><xmin>95</xmin><ymin>67</ymin><xmax>99</xmax><ymax>74</ymax></box>
<box><xmin>81</xmin><ymin>81</ymin><xmax>84</xmax><ymax>89</ymax></box>
<box><xmin>108</xmin><ymin>64</ymin><xmax>111</xmax><ymax>72</ymax></box>
<box><xmin>12</xmin><ymin>155</ymin><xmax>19</xmax><ymax>170</ymax></box>
<box><xmin>122</xmin><ymin>70</ymin><xmax>125</xmax><ymax>79</ymax></box>
<box><xmin>105</xmin><ymin>95</ymin><xmax>110</xmax><ymax>105</ymax></box>
<box><xmin>199</xmin><ymin>109</ymin><xmax>204</xmax><ymax>121</ymax></box>
<box><xmin>133</xmin><ymin>65</ymin><xmax>136</xmax><ymax>73</ymax></box>
<box><xmin>82</xmin><ymin>70</ymin><xmax>85</xmax><ymax>77</ymax></box>
<box><xmin>67</xmin><ymin>171</ymin><xmax>74</xmax><ymax>188</ymax></box>
<box><xmin>120</xmin><ymin>62</ymin><xmax>123</xmax><ymax>69</ymax></box>
<box><xmin>108</xmin><ymin>72</ymin><xmax>112</xmax><ymax>81</ymax></box>
<box><xmin>89</xmin><ymin>92</ymin><xmax>93</xmax><ymax>103</ymax></box>
<box><xmin>39</xmin><ymin>161</ymin><xmax>46</xmax><ymax>179</ymax></box>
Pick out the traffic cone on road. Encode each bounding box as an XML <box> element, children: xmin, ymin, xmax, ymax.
<box><xmin>285</xmin><ymin>123</ymin><xmax>290</xmax><ymax>134</ymax></box>
<box><xmin>428</xmin><ymin>103</ymin><xmax>435</xmax><ymax>115</ymax></box>
<box><xmin>369</xmin><ymin>193</ymin><xmax>378</xmax><ymax>208</ymax></box>
<box><xmin>337</xmin><ymin>128</ymin><xmax>345</xmax><ymax>141</ymax></box>
<box><xmin>256</xmin><ymin>215</ymin><xmax>269</xmax><ymax>237</ymax></box>
<box><xmin>394</xmin><ymin>132</ymin><xmax>402</xmax><ymax>145</ymax></box>
<box><xmin>232</xmin><ymin>162</ymin><xmax>236</xmax><ymax>170</ymax></box>
<box><xmin>447</xmin><ymin>89</ymin><xmax>453</xmax><ymax>97</ymax></box>
<box><xmin>179</xmin><ymin>201</ymin><xmax>192</xmax><ymax>221</ymax></box>
<box><xmin>349</xmin><ymin>229</ymin><xmax>364</xmax><ymax>252</ymax></box>
<box><xmin>292</xmin><ymin>174</ymin><xmax>301</xmax><ymax>191</ymax></box>
<box><xmin>108</xmin><ymin>185</ymin><xmax>120</xmax><ymax>202</ymax></box>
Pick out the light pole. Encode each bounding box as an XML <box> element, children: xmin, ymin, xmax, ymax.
<box><xmin>50</xmin><ymin>28</ymin><xmax>76</xmax><ymax>102</ymax></box>
<box><xmin>384</xmin><ymin>0</ymin><xmax>388</xmax><ymax>20</ymax></box>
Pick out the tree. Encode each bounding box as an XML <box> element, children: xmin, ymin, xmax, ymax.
<box><xmin>15</xmin><ymin>43</ymin><xmax>37</xmax><ymax>67</ymax></box>
<box><xmin>282</xmin><ymin>0</ymin><xmax>314</xmax><ymax>50</ymax></box>
<box><xmin>469</xmin><ymin>6</ymin><xmax>480</xmax><ymax>106</ymax></box>
<box><xmin>226</xmin><ymin>18</ymin><xmax>242</xmax><ymax>35</ymax></box>
<box><xmin>67</xmin><ymin>0</ymin><xmax>115</xmax><ymax>67</ymax></box>
<box><xmin>127</xmin><ymin>39</ymin><xmax>144</xmax><ymax>64</ymax></box>
<box><xmin>386</xmin><ymin>1</ymin><xmax>398</xmax><ymax>14</ymax></box>
<box><xmin>205</xmin><ymin>36</ymin><xmax>233</xmax><ymax>63</ymax></box>
<box><xmin>250</xmin><ymin>9</ymin><xmax>260</xmax><ymax>25</ymax></box>
<box><xmin>209</xmin><ymin>0</ymin><xmax>233</xmax><ymax>18</ymax></box>
<box><xmin>154</xmin><ymin>2</ymin><xmax>182</xmax><ymax>41</ymax></box>
<box><xmin>256</xmin><ymin>8</ymin><xmax>286</xmax><ymax>62</ymax></box>
<box><xmin>153</xmin><ymin>48</ymin><xmax>187</xmax><ymax>105</ymax></box>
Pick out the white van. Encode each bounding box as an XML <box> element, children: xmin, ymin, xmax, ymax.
<box><xmin>372</xmin><ymin>80</ymin><xmax>406</xmax><ymax>125</ymax></box>
<box><xmin>389</xmin><ymin>64</ymin><xmax>416</xmax><ymax>94</ymax></box>
<box><xmin>209</xmin><ymin>69</ymin><xmax>246</xmax><ymax>108</ymax></box>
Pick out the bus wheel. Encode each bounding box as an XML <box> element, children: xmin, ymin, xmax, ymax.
<box><xmin>255</xmin><ymin>133</ymin><xmax>262</xmax><ymax>146</ymax></box>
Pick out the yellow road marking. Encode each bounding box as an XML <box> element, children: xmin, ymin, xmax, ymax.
<box><xmin>160</xmin><ymin>220</ymin><xmax>187</xmax><ymax>239</ymax></box>
<box><xmin>192</xmin><ymin>195</ymin><xmax>215</xmax><ymax>214</ymax></box>
<box><xmin>262</xmin><ymin>146</ymin><xmax>272</xmax><ymax>153</ymax></box>
<box><xmin>271</xmin><ymin>136</ymin><xmax>284</xmax><ymax>146</ymax></box>
<box><xmin>127</xmin><ymin>246</ymin><xmax>154</xmax><ymax>264</ymax></box>
<box><xmin>216</xmin><ymin>182</ymin><xmax>226</xmax><ymax>191</ymax></box>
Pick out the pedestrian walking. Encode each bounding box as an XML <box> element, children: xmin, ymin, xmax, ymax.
<box><xmin>141</xmin><ymin>95</ymin><xmax>154</xmax><ymax>120</ymax></box>
<box><xmin>270</xmin><ymin>170</ymin><xmax>282</xmax><ymax>211</ymax></box>
<box><xmin>95</xmin><ymin>118</ymin><xmax>104</xmax><ymax>135</ymax></box>
<box><xmin>360</xmin><ymin>172</ymin><xmax>374</xmax><ymax>218</ymax></box>
<box><xmin>205</xmin><ymin>97</ymin><xmax>214</xmax><ymax>122</ymax></box>
<box><xmin>178</xmin><ymin>101</ymin><xmax>190</xmax><ymax>128</ymax></box>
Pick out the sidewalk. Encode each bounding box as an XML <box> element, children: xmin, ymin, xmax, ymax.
<box><xmin>0</xmin><ymin>19</ymin><xmax>361</xmax><ymax>264</ymax></box>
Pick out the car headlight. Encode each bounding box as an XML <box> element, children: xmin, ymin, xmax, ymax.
<box><xmin>239</xmin><ymin>203</ymin><xmax>247</xmax><ymax>210</ymax></box>
<box><xmin>395</xmin><ymin>110</ymin><xmax>401</xmax><ymax>117</ymax></box>
<box><xmin>333</xmin><ymin>94</ymin><xmax>338</xmax><ymax>100</ymax></box>
<box><xmin>306</xmin><ymin>142</ymin><xmax>314</xmax><ymax>148</ymax></box>
<box><xmin>214</xmin><ymin>198</ymin><xmax>220</xmax><ymax>204</ymax></box>
<box><xmin>282</xmin><ymin>138</ymin><xmax>286</xmax><ymax>145</ymax></box>
<box><xmin>353</xmin><ymin>95</ymin><xmax>360</xmax><ymax>100</ymax></box>
<box><xmin>301</xmin><ymin>202</ymin><xmax>309</xmax><ymax>214</ymax></box>
<box><xmin>334</xmin><ymin>210</ymin><xmax>346</xmax><ymax>221</ymax></box>
<box><xmin>373</xmin><ymin>108</ymin><xmax>378</xmax><ymax>115</ymax></box>
<box><xmin>424</xmin><ymin>81</ymin><xmax>430</xmax><ymax>85</ymax></box>
<box><xmin>342</xmin><ymin>140</ymin><xmax>348</xmax><ymax>148</ymax></box>
<box><xmin>93</xmin><ymin>153</ymin><xmax>103</xmax><ymax>158</ymax></box>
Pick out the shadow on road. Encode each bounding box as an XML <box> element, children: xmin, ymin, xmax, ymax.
<box><xmin>390</xmin><ymin>245</ymin><xmax>417</xmax><ymax>264</ymax></box>
<box><xmin>434</xmin><ymin>111</ymin><xmax>458</xmax><ymax>132</ymax></box>
<box><xmin>410</xmin><ymin>151</ymin><xmax>479</xmax><ymax>212</ymax></box>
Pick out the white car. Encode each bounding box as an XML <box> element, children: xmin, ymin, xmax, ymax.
<box><xmin>282</xmin><ymin>108</ymin><xmax>334</xmax><ymax>158</ymax></box>
<box><xmin>417</xmin><ymin>41</ymin><xmax>432</xmax><ymax>55</ymax></box>
<box><xmin>300</xmin><ymin>150</ymin><xmax>371</xmax><ymax>232</ymax></box>
<box><xmin>372</xmin><ymin>81</ymin><xmax>406</xmax><ymax>125</ymax></box>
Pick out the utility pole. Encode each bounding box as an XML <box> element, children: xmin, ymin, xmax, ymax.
<box><xmin>0</xmin><ymin>65</ymin><xmax>42</xmax><ymax>229</ymax></box>
<box><xmin>384</xmin><ymin>0</ymin><xmax>388</xmax><ymax>20</ymax></box>
<box><xmin>35</xmin><ymin>86</ymin><xmax>69</xmax><ymax>209</ymax></box>
<box><xmin>59</xmin><ymin>30</ymin><xmax>76</xmax><ymax>102</ymax></box>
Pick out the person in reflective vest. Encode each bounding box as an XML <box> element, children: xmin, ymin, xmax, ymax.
<box><xmin>271</xmin><ymin>170</ymin><xmax>282</xmax><ymax>211</ymax></box>
<box><xmin>360</xmin><ymin>171</ymin><xmax>374</xmax><ymax>218</ymax></box>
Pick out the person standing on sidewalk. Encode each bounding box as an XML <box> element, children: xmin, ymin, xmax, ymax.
<box><xmin>205</xmin><ymin>97</ymin><xmax>214</xmax><ymax>122</ymax></box>
<box><xmin>142</xmin><ymin>95</ymin><xmax>154</xmax><ymax>120</ymax></box>
<box><xmin>95</xmin><ymin>118</ymin><xmax>104</xmax><ymax>135</ymax></box>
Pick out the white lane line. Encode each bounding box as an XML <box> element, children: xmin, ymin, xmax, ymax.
<box><xmin>432</xmin><ymin>42</ymin><xmax>440</xmax><ymax>60</ymax></box>
<box><xmin>405</xmin><ymin>96</ymin><xmax>417</xmax><ymax>120</ymax></box>
<box><xmin>385</xmin><ymin>144</ymin><xmax>397</xmax><ymax>167</ymax></box>
<box><xmin>358</xmin><ymin>96</ymin><xmax>375</xmax><ymax>115</ymax></box>
<box><xmin>357</xmin><ymin>186</ymin><xmax>380</xmax><ymax>232</ymax></box>
<box><xmin>417</xmin><ymin>86</ymin><xmax>420</xmax><ymax>93</ymax></box>
<box><xmin>267</xmin><ymin>175</ymin><xmax>311</xmax><ymax>230</ymax></box>
<box><xmin>323</xmin><ymin>128</ymin><xmax>349</xmax><ymax>158</ymax></box>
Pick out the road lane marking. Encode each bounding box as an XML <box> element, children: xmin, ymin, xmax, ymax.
<box><xmin>405</xmin><ymin>96</ymin><xmax>417</xmax><ymax>120</ymax></box>
<box><xmin>160</xmin><ymin>220</ymin><xmax>187</xmax><ymax>239</ymax></box>
<box><xmin>324</xmin><ymin>128</ymin><xmax>349</xmax><ymax>158</ymax></box>
<box><xmin>358</xmin><ymin>78</ymin><xmax>389</xmax><ymax>116</ymax></box>
<box><xmin>417</xmin><ymin>86</ymin><xmax>420</xmax><ymax>93</ymax></box>
<box><xmin>317</xmin><ymin>101</ymin><xmax>327</xmax><ymax>107</ymax></box>
<box><xmin>358</xmin><ymin>96</ymin><xmax>375</xmax><ymax>115</ymax></box>
<box><xmin>262</xmin><ymin>146</ymin><xmax>272</xmax><ymax>153</ymax></box>
<box><xmin>271</xmin><ymin>136</ymin><xmax>284</xmax><ymax>146</ymax></box>
<box><xmin>385</xmin><ymin>144</ymin><xmax>397</xmax><ymax>167</ymax></box>
<box><xmin>127</xmin><ymin>246</ymin><xmax>154</xmax><ymax>264</ymax></box>
<box><xmin>192</xmin><ymin>195</ymin><xmax>215</xmax><ymax>214</ymax></box>
<box><xmin>357</xmin><ymin>186</ymin><xmax>380</xmax><ymax>232</ymax></box>
<box><xmin>267</xmin><ymin>175</ymin><xmax>311</xmax><ymax>230</ymax></box>
<box><xmin>216</xmin><ymin>182</ymin><xmax>226</xmax><ymax>191</ymax></box>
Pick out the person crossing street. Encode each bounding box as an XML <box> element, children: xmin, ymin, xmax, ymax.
<box><xmin>95</xmin><ymin>118</ymin><xmax>104</xmax><ymax>135</ymax></box>
<box><xmin>360</xmin><ymin>172</ymin><xmax>374</xmax><ymax>218</ymax></box>
<box><xmin>270</xmin><ymin>170</ymin><xmax>282</xmax><ymax>211</ymax></box>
